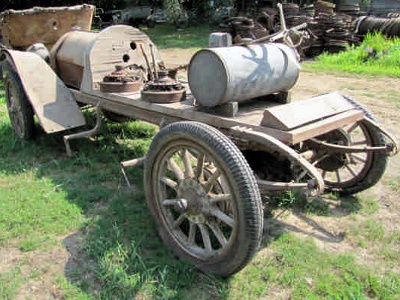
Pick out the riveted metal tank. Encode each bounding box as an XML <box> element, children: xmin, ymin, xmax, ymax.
<box><xmin>188</xmin><ymin>43</ymin><xmax>300</xmax><ymax>107</ymax></box>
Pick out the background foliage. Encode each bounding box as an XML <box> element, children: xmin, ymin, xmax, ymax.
<box><xmin>1</xmin><ymin>0</ymin><xmax>233</xmax><ymax>12</ymax></box>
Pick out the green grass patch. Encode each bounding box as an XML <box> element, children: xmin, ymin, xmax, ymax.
<box><xmin>143</xmin><ymin>24</ymin><xmax>212</xmax><ymax>49</ymax></box>
<box><xmin>388</xmin><ymin>176</ymin><xmax>400</xmax><ymax>192</ymax></box>
<box><xmin>0</xmin><ymin>171</ymin><xmax>84</xmax><ymax>248</ymax></box>
<box><xmin>229</xmin><ymin>233</ymin><xmax>400</xmax><ymax>299</ymax></box>
<box><xmin>305</xmin><ymin>33</ymin><xmax>400</xmax><ymax>77</ymax></box>
<box><xmin>0</xmin><ymin>266</ymin><xmax>26</xmax><ymax>299</ymax></box>
<box><xmin>360</xmin><ymin>198</ymin><xmax>380</xmax><ymax>215</ymax></box>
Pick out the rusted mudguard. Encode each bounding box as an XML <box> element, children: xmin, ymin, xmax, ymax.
<box><xmin>2</xmin><ymin>49</ymin><xmax>85</xmax><ymax>133</ymax></box>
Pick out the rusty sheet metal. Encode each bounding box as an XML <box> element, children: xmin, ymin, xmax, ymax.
<box><xmin>0</xmin><ymin>4</ymin><xmax>94</xmax><ymax>50</ymax></box>
<box><xmin>4</xmin><ymin>49</ymin><xmax>85</xmax><ymax>133</ymax></box>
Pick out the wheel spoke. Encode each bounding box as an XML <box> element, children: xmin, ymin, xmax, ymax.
<box><xmin>208</xmin><ymin>221</ymin><xmax>228</xmax><ymax>247</ymax></box>
<box><xmin>335</xmin><ymin>170</ymin><xmax>341</xmax><ymax>183</ymax></box>
<box><xmin>350</xmin><ymin>154</ymin><xmax>367</xmax><ymax>164</ymax></box>
<box><xmin>209</xmin><ymin>207</ymin><xmax>234</xmax><ymax>227</ymax></box>
<box><xmin>172</xmin><ymin>214</ymin><xmax>186</xmax><ymax>229</ymax></box>
<box><xmin>295</xmin><ymin>169</ymin><xmax>308</xmax><ymax>182</ymax></box>
<box><xmin>352</xmin><ymin>140</ymin><xmax>368</xmax><ymax>146</ymax></box>
<box><xmin>161</xmin><ymin>176</ymin><xmax>178</xmax><ymax>190</ymax></box>
<box><xmin>203</xmin><ymin>169</ymin><xmax>221</xmax><ymax>193</ymax></box>
<box><xmin>311</xmin><ymin>154</ymin><xmax>329</xmax><ymax>166</ymax></box>
<box><xmin>209</xmin><ymin>193</ymin><xmax>232</xmax><ymax>204</ymax></box>
<box><xmin>195</xmin><ymin>153</ymin><xmax>205</xmax><ymax>181</ymax></box>
<box><xmin>198</xmin><ymin>224</ymin><xmax>212</xmax><ymax>253</ymax></box>
<box><xmin>344</xmin><ymin>164</ymin><xmax>357</xmax><ymax>177</ymax></box>
<box><xmin>188</xmin><ymin>222</ymin><xmax>196</xmax><ymax>245</ymax></box>
<box><xmin>181</xmin><ymin>149</ymin><xmax>195</xmax><ymax>178</ymax></box>
<box><xmin>162</xmin><ymin>199</ymin><xmax>178</xmax><ymax>206</ymax></box>
<box><xmin>347</xmin><ymin>123</ymin><xmax>359</xmax><ymax>134</ymax></box>
<box><xmin>167</xmin><ymin>158</ymin><xmax>184</xmax><ymax>181</ymax></box>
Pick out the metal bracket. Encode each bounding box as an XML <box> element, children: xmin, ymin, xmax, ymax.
<box><xmin>63</xmin><ymin>105</ymin><xmax>102</xmax><ymax>157</ymax></box>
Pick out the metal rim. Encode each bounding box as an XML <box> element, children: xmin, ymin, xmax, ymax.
<box><xmin>152</xmin><ymin>141</ymin><xmax>238</xmax><ymax>261</ymax></box>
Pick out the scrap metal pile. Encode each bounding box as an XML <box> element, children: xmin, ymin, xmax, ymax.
<box><xmin>219</xmin><ymin>0</ymin><xmax>399</xmax><ymax>57</ymax></box>
<box><xmin>354</xmin><ymin>15</ymin><xmax>400</xmax><ymax>37</ymax></box>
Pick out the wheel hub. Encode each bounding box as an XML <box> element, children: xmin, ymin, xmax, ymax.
<box><xmin>316</xmin><ymin>129</ymin><xmax>350</xmax><ymax>171</ymax></box>
<box><xmin>177</xmin><ymin>179</ymin><xmax>209</xmax><ymax>222</ymax></box>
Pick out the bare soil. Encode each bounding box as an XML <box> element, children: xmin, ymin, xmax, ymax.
<box><xmin>2</xmin><ymin>48</ymin><xmax>400</xmax><ymax>299</ymax></box>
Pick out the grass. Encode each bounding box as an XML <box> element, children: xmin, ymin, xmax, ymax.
<box><xmin>143</xmin><ymin>24</ymin><xmax>213</xmax><ymax>49</ymax></box>
<box><xmin>304</xmin><ymin>33</ymin><xmax>400</xmax><ymax>77</ymax></box>
<box><xmin>227</xmin><ymin>233</ymin><xmax>400</xmax><ymax>300</ymax></box>
<box><xmin>0</xmin><ymin>30</ymin><xmax>399</xmax><ymax>299</ymax></box>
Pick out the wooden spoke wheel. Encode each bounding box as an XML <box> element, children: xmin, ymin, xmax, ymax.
<box><xmin>5</xmin><ymin>71</ymin><xmax>35</xmax><ymax>140</ymax></box>
<box><xmin>144</xmin><ymin>121</ymin><xmax>263</xmax><ymax>276</ymax></box>
<box><xmin>309</xmin><ymin>119</ymin><xmax>387</xmax><ymax>195</ymax></box>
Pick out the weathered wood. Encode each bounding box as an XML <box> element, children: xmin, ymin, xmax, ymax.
<box><xmin>288</xmin><ymin>109</ymin><xmax>364</xmax><ymax>145</ymax></box>
<box><xmin>261</xmin><ymin>92</ymin><xmax>355</xmax><ymax>130</ymax></box>
<box><xmin>197</xmin><ymin>102</ymin><xmax>239</xmax><ymax>117</ymax></box>
<box><xmin>71</xmin><ymin>89</ymin><xmax>364</xmax><ymax>146</ymax></box>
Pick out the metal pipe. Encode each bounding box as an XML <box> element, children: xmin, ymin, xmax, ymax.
<box><xmin>149</xmin><ymin>43</ymin><xmax>158</xmax><ymax>80</ymax></box>
<box><xmin>120</xmin><ymin>156</ymin><xmax>146</xmax><ymax>187</ymax></box>
<box><xmin>63</xmin><ymin>105</ymin><xmax>102</xmax><ymax>157</ymax></box>
<box><xmin>140</xmin><ymin>44</ymin><xmax>154</xmax><ymax>81</ymax></box>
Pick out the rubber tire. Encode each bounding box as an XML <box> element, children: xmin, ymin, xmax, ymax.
<box><xmin>5</xmin><ymin>71</ymin><xmax>35</xmax><ymax>140</ymax></box>
<box><xmin>326</xmin><ymin>95</ymin><xmax>388</xmax><ymax>195</ymax></box>
<box><xmin>144</xmin><ymin>121</ymin><xmax>263</xmax><ymax>276</ymax></box>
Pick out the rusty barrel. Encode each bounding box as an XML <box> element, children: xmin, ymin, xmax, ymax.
<box><xmin>188</xmin><ymin>43</ymin><xmax>300</xmax><ymax>107</ymax></box>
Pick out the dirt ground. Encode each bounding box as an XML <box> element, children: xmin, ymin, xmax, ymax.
<box><xmin>3</xmin><ymin>48</ymin><xmax>400</xmax><ymax>299</ymax></box>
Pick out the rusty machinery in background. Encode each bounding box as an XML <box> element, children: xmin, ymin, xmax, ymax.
<box><xmin>219</xmin><ymin>0</ymin><xmax>400</xmax><ymax>57</ymax></box>
<box><xmin>0</xmin><ymin>3</ymin><xmax>398</xmax><ymax>277</ymax></box>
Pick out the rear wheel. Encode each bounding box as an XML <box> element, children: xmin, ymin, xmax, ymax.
<box><xmin>304</xmin><ymin>98</ymin><xmax>387</xmax><ymax>195</ymax></box>
<box><xmin>5</xmin><ymin>71</ymin><xmax>35</xmax><ymax>140</ymax></box>
<box><xmin>315</xmin><ymin>121</ymin><xmax>387</xmax><ymax>194</ymax></box>
<box><xmin>144</xmin><ymin>121</ymin><xmax>263</xmax><ymax>276</ymax></box>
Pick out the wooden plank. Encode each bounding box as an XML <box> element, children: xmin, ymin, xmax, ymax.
<box><xmin>261</xmin><ymin>92</ymin><xmax>355</xmax><ymax>130</ymax></box>
<box><xmin>72</xmin><ymin>89</ymin><xmax>295</xmax><ymax>143</ymax></box>
<box><xmin>71</xmin><ymin>90</ymin><xmax>364</xmax><ymax>146</ymax></box>
<box><xmin>288</xmin><ymin>109</ymin><xmax>365</xmax><ymax>145</ymax></box>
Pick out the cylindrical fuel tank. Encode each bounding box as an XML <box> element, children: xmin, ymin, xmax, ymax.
<box><xmin>51</xmin><ymin>31</ymin><xmax>97</xmax><ymax>89</ymax></box>
<box><xmin>188</xmin><ymin>43</ymin><xmax>300</xmax><ymax>107</ymax></box>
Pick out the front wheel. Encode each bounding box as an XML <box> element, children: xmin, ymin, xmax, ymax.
<box><xmin>144</xmin><ymin>121</ymin><xmax>263</xmax><ymax>276</ymax></box>
<box><xmin>5</xmin><ymin>71</ymin><xmax>35</xmax><ymax>140</ymax></box>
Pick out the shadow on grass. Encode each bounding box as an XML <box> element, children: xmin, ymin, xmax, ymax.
<box><xmin>262</xmin><ymin>192</ymin><xmax>362</xmax><ymax>247</ymax></box>
<box><xmin>0</xmin><ymin>113</ymin><xmax>232</xmax><ymax>299</ymax></box>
